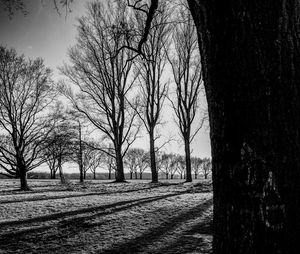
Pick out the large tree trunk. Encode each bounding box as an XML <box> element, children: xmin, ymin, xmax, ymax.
<box><xmin>140</xmin><ymin>172</ymin><xmax>143</xmax><ymax>179</ymax></box>
<box><xmin>130</xmin><ymin>171</ymin><xmax>133</xmax><ymax>180</ymax></box>
<box><xmin>93</xmin><ymin>170</ymin><xmax>96</xmax><ymax>180</ymax></box>
<box><xmin>108</xmin><ymin>167</ymin><xmax>112</xmax><ymax>180</ymax></box>
<box><xmin>188</xmin><ymin>1</ymin><xmax>300</xmax><ymax>253</ymax></box>
<box><xmin>184</xmin><ymin>138</ymin><xmax>192</xmax><ymax>182</ymax></box>
<box><xmin>149</xmin><ymin>129</ymin><xmax>158</xmax><ymax>183</ymax></box>
<box><xmin>79</xmin><ymin>162</ymin><xmax>83</xmax><ymax>183</ymax></box>
<box><xmin>18</xmin><ymin>162</ymin><xmax>30</xmax><ymax>191</ymax></box>
<box><xmin>115</xmin><ymin>147</ymin><xmax>125</xmax><ymax>182</ymax></box>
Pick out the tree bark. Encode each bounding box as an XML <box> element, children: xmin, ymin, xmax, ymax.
<box><xmin>78</xmin><ymin>121</ymin><xmax>84</xmax><ymax>183</ymax></box>
<box><xmin>130</xmin><ymin>171</ymin><xmax>133</xmax><ymax>180</ymax></box>
<box><xmin>149</xmin><ymin>129</ymin><xmax>158</xmax><ymax>183</ymax></box>
<box><xmin>115</xmin><ymin>147</ymin><xmax>125</xmax><ymax>182</ymax></box>
<box><xmin>135</xmin><ymin>171</ymin><xmax>138</xmax><ymax>179</ymax></box>
<box><xmin>93</xmin><ymin>171</ymin><xmax>96</xmax><ymax>180</ymax></box>
<box><xmin>58</xmin><ymin>157</ymin><xmax>66</xmax><ymax>184</ymax></box>
<box><xmin>187</xmin><ymin>0</ymin><xmax>300</xmax><ymax>253</ymax></box>
<box><xmin>184</xmin><ymin>138</ymin><xmax>192</xmax><ymax>182</ymax></box>
<box><xmin>195</xmin><ymin>173</ymin><xmax>197</xmax><ymax>179</ymax></box>
<box><xmin>108</xmin><ymin>167</ymin><xmax>112</xmax><ymax>180</ymax></box>
<box><xmin>140</xmin><ymin>172</ymin><xmax>143</xmax><ymax>179</ymax></box>
<box><xmin>19</xmin><ymin>163</ymin><xmax>29</xmax><ymax>191</ymax></box>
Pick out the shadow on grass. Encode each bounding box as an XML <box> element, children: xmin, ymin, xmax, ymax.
<box><xmin>151</xmin><ymin>211</ymin><xmax>213</xmax><ymax>254</ymax></box>
<box><xmin>100</xmin><ymin>198</ymin><xmax>213</xmax><ymax>254</ymax></box>
<box><xmin>0</xmin><ymin>191</ymin><xmax>188</xmax><ymax>229</ymax></box>
<box><xmin>0</xmin><ymin>184</ymin><xmax>168</xmax><ymax>204</ymax></box>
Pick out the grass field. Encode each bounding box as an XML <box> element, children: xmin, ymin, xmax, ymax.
<box><xmin>0</xmin><ymin>179</ymin><xmax>213</xmax><ymax>254</ymax></box>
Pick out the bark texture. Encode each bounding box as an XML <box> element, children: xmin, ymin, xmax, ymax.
<box><xmin>187</xmin><ymin>0</ymin><xmax>300</xmax><ymax>253</ymax></box>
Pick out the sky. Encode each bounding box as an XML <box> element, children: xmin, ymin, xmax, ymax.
<box><xmin>0</xmin><ymin>0</ymin><xmax>211</xmax><ymax>165</ymax></box>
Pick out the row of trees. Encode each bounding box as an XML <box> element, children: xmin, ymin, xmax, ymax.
<box><xmin>125</xmin><ymin>148</ymin><xmax>211</xmax><ymax>180</ymax></box>
<box><xmin>59</xmin><ymin>0</ymin><xmax>206</xmax><ymax>184</ymax></box>
<box><xmin>0</xmin><ymin>0</ymin><xmax>207</xmax><ymax>190</ymax></box>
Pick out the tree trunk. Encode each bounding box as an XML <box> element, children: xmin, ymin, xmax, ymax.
<box><xmin>180</xmin><ymin>173</ymin><xmax>183</xmax><ymax>179</ymax></box>
<box><xmin>115</xmin><ymin>147</ymin><xmax>125</xmax><ymax>182</ymax></box>
<box><xmin>53</xmin><ymin>169</ymin><xmax>56</xmax><ymax>179</ymax></box>
<box><xmin>187</xmin><ymin>1</ymin><xmax>300</xmax><ymax>253</ymax></box>
<box><xmin>83</xmin><ymin>170</ymin><xmax>86</xmax><ymax>180</ymax></box>
<box><xmin>140</xmin><ymin>172</ymin><xmax>142</xmax><ymax>179</ymax></box>
<box><xmin>130</xmin><ymin>171</ymin><xmax>133</xmax><ymax>180</ymax></box>
<box><xmin>184</xmin><ymin>138</ymin><xmax>192</xmax><ymax>182</ymax></box>
<box><xmin>195</xmin><ymin>173</ymin><xmax>197</xmax><ymax>179</ymax></box>
<box><xmin>78</xmin><ymin>121</ymin><xmax>84</xmax><ymax>183</ymax></box>
<box><xmin>79</xmin><ymin>163</ymin><xmax>83</xmax><ymax>183</ymax></box>
<box><xmin>171</xmin><ymin>174</ymin><xmax>174</xmax><ymax>179</ymax></box>
<box><xmin>58</xmin><ymin>158</ymin><xmax>66</xmax><ymax>184</ymax></box>
<box><xmin>135</xmin><ymin>171</ymin><xmax>138</xmax><ymax>179</ymax></box>
<box><xmin>19</xmin><ymin>162</ymin><xmax>30</xmax><ymax>191</ymax></box>
<box><xmin>93</xmin><ymin>170</ymin><xmax>96</xmax><ymax>180</ymax></box>
<box><xmin>149</xmin><ymin>129</ymin><xmax>158</xmax><ymax>183</ymax></box>
<box><xmin>166</xmin><ymin>173</ymin><xmax>168</xmax><ymax>179</ymax></box>
<box><xmin>204</xmin><ymin>172</ymin><xmax>208</xmax><ymax>180</ymax></box>
<box><xmin>108</xmin><ymin>167</ymin><xmax>111</xmax><ymax>180</ymax></box>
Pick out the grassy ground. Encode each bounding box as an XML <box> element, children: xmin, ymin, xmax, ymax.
<box><xmin>0</xmin><ymin>179</ymin><xmax>213</xmax><ymax>254</ymax></box>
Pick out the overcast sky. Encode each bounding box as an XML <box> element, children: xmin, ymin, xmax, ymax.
<box><xmin>0</xmin><ymin>0</ymin><xmax>211</xmax><ymax>161</ymax></box>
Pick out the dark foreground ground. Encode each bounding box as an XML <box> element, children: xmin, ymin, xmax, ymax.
<box><xmin>0</xmin><ymin>179</ymin><xmax>212</xmax><ymax>254</ymax></box>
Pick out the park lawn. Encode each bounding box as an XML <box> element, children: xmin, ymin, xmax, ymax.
<box><xmin>0</xmin><ymin>179</ymin><xmax>213</xmax><ymax>254</ymax></box>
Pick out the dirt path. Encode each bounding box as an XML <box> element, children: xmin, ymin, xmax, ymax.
<box><xmin>0</xmin><ymin>180</ymin><xmax>213</xmax><ymax>253</ymax></box>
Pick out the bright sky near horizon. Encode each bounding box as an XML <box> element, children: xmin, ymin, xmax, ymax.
<box><xmin>0</xmin><ymin>0</ymin><xmax>211</xmax><ymax>164</ymax></box>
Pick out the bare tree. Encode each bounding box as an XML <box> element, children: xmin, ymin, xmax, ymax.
<box><xmin>132</xmin><ymin>1</ymin><xmax>171</xmax><ymax>183</ymax></box>
<box><xmin>0</xmin><ymin>47</ymin><xmax>55</xmax><ymax>190</ymax></box>
<box><xmin>136</xmin><ymin>150</ymin><xmax>149</xmax><ymax>179</ymax></box>
<box><xmin>103</xmin><ymin>151</ymin><xmax>116</xmax><ymax>180</ymax></box>
<box><xmin>191</xmin><ymin>156</ymin><xmax>202</xmax><ymax>180</ymax></box>
<box><xmin>61</xmin><ymin>1</ymin><xmax>140</xmax><ymax>182</ymax></box>
<box><xmin>201</xmin><ymin>157</ymin><xmax>211</xmax><ymax>180</ymax></box>
<box><xmin>43</xmin><ymin>103</ymin><xmax>77</xmax><ymax>181</ymax></box>
<box><xmin>166</xmin><ymin>4</ymin><xmax>205</xmax><ymax>182</ymax></box>
<box><xmin>160</xmin><ymin>153</ymin><xmax>173</xmax><ymax>179</ymax></box>
<box><xmin>175</xmin><ymin>155</ymin><xmax>185</xmax><ymax>180</ymax></box>
<box><xmin>124</xmin><ymin>148</ymin><xmax>139</xmax><ymax>179</ymax></box>
<box><xmin>89</xmin><ymin>150</ymin><xmax>104</xmax><ymax>180</ymax></box>
<box><xmin>44</xmin><ymin>118</ymin><xmax>76</xmax><ymax>184</ymax></box>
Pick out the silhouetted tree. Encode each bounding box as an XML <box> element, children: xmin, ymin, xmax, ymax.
<box><xmin>191</xmin><ymin>156</ymin><xmax>202</xmax><ymax>180</ymax></box>
<box><xmin>0</xmin><ymin>47</ymin><xmax>55</xmax><ymax>190</ymax></box>
<box><xmin>124</xmin><ymin>148</ymin><xmax>139</xmax><ymax>179</ymax></box>
<box><xmin>61</xmin><ymin>1</ymin><xmax>140</xmax><ymax>182</ymax></box>
<box><xmin>167</xmin><ymin>4</ymin><xmax>205</xmax><ymax>182</ymax></box>
<box><xmin>132</xmin><ymin>1</ymin><xmax>170</xmax><ymax>183</ymax></box>
<box><xmin>136</xmin><ymin>150</ymin><xmax>149</xmax><ymax>179</ymax></box>
<box><xmin>201</xmin><ymin>157</ymin><xmax>211</xmax><ymax>180</ymax></box>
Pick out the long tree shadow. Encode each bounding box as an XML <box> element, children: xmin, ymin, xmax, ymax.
<box><xmin>0</xmin><ymin>186</ymin><xmax>163</xmax><ymax>204</ymax></box>
<box><xmin>99</xmin><ymin>198</ymin><xmax>213</xmax><ymax>254</ymax></box>
<box><xmin>151</xmin><ymin>210</ymin><xmax>213</xmax><ymax>253</ymax></box>
<box><xmin>0</xmin><ymin>183</ymin><xmax>169</xmax><ymax>201</ymax></box>
<box><xmin>0</xmin><ymin>191</ymin><xmax>188</xmax><ymax>230</ymax></box>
